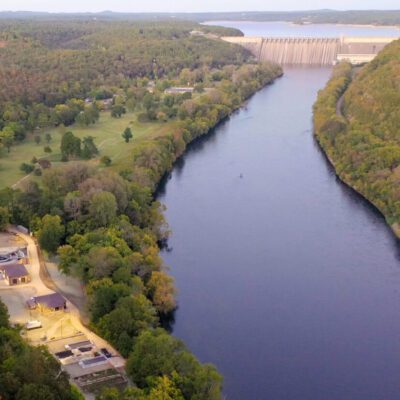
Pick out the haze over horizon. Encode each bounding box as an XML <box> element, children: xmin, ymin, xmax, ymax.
<box><xmin>1</xmin><ymin>0</ymin><xmax>400</xmax><ymax>13</ymax></box>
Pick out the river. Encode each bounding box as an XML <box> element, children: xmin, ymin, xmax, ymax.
<box><xmin>159</xmin><ymin>23</ymin><xmax>400</xmax><ymax>400</ymax></box>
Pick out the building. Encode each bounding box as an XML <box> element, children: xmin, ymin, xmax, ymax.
<box><xmin>0</xmin><ymin>263</ymin><xmax>31</xmax><ymax>286</ymax></box>
<box><xmin>0</xmin><ymin>246</ymin><xmax>27</xmax><ymax>264</ymax></box>
<box><xmin>164</xmin><ymin>87</ymin><xmax>194</xmax><ymax>95</ymax></box>
<box><xmin>27</xmin><ymin>292</ymin><xmax>67</xmax><ymax>313</ymax></box>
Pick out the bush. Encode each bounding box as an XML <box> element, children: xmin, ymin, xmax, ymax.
<box><xmin>100</xmin><ymin>155</ymin><xmax>112</xmax><ymax>166</ymax></box>
<box><xmin>20</xmin><ymin>163</ymin><xmax>34</xmax><ymax>174</ymax></box>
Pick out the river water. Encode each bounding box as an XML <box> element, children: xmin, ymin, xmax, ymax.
<box><xmin>159</xmin><ymin>23</ymin><xmax>400</xmax><ymax>400</ymax></box>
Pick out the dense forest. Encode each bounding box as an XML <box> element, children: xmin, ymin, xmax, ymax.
<box><xmin>0</xmin><ymin>20</ymin><xmax>244</xmax><ymax>144</ymax></box>
<box><xmin>0</xmin><ymin>20</ymin><xmax>282</xmax><ymax>399</ymax></box>
<box><xmin>314</xmin><ymin>39</ymin><xmax>400</xmax><ymax>236</ymax></box>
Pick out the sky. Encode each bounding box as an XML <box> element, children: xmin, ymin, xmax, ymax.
<box><xmin>1</xmin><ymin>0</ymin><xmax>399</xmax><ymax>13</ymax></box>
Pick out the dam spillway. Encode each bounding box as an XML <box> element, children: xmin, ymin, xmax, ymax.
<box><xmin>222</xmin><ymin>36</ymin><xmax>397</xmax><ymax>65</ymax></box>
<box><xmin>259</xmin><ymin>37</ymin><xmax>338</xmax><ymax>65</ymax></box>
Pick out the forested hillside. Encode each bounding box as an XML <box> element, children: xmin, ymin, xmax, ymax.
<box><xmin>0</xmin><ymin>20</ymin><xmax>245</xmax><ymax>139</ymax></box>
<box><xmin>314</xmin><ymin>39</ymin><xmax>400</xmax><ymax>235</ymax></box>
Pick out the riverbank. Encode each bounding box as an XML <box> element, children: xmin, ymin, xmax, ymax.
<box><xmin>313</xmin><ymin>41</ymin><xmax>400</xmax><ymax>239</ymax></box>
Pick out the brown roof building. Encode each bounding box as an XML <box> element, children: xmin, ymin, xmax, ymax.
<box><xmin>28</xmin><ymin>292</ymin><xmax>67</xmax><ymax>313</ymax></box>
<box><xmin>0</xmin><ymin>263</ymin><xmax>31</xmax><ymax>286</ymax></box>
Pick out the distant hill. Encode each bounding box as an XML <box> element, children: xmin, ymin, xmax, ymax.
<box><xmin>0</xmin><ymin>10</ymin><xmax>400</xmax><ymax>25</ymax></box>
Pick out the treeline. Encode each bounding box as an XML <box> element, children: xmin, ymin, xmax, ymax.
<box><xmin>0</xmin><ymin>20</ymin><xmax>248</xmax><ymax>152</ymax></box>
<box><xmin>0</xmin><ymin>300</ymin><xmax>83</xmax><ymax>400</ymax></box>
<box><xmin>314</xmin><ymin>39</ymin><xmax>400</xmax><ymax>235</ymax></box>
<box><xmin>0</xmin><ymin>19</ymin><xmax>282</xmax><ymax>398</ymax></box>
<box><xmin>2</xmin><ymin>10</ymin><xmax>400</xmax><ymax>26</ymax></box>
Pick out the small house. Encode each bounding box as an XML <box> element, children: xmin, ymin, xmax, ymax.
<box><xmin>29</xmin><ymin>292</ymin><xmax>67</xmax><ymax>313</ymax></box>
<box><xmin>0</xmin><ymin>263</ymin><xmax>30</xmax><ymax>286</ymax></box>
<box><xmin>37</xmin><ymin>159</ymin><xmax>52</xmax><ymax>169</ymax></box>
<box><xmin>164</xmin><ymin>87</ymin><xmax>194</xmax><ymax>95</ymax></box>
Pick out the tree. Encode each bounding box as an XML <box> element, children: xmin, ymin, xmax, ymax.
<box><xmin>81</xmin><ymin>136</ymin><xmax>98</xmax><ymax>159</ymax></box>
<box><xmin>20</xmin><ymin>163</ymin><xmax>34</xmax><ymax>174</ymax></box>
<box><xmin>0</xmin><ymin>206</ymin><xmax>9</xmax><ymax>231</ymax></box>
<box><xmin>147</xmin><ymin>271</ymin><xmax>177</xmax><ymax>314</ymax></box>
<box><xmin>122</xmin><ymin>127</ymin><xmax>133</xmax><ymax>143</ymax></box>
<box><xmin>111</xmin><ymin>105</ymin><xmax>126</xmax><ymax>118</ymax></box>
<box><xmin>126</xmin><ymin>328</ymin><xmax>223</xmax><ymax>400</ymax></box>
<box><xmin>0</xmin><ymin>299</ymin><xmax>10</xmax><ymax>328</ymax></box>
<box><xmin>45</xmin><ymin>133</ymin><xmax>52</xmax><ymax>143</ymax></box>
<box><xmin>87</xmin><ymin>246</ymin><xmax>124</xmax><ymax>279</ymax></box>
<box><xmin>0</xmin><ymin>127</ymin><xmax>14</xmax><ymax>153</ymax></box>
<box><xmin>100</xmin><ymin>155</ymin><xmax>112</xmax><ymax>166</ymax></box>
<box><xmin>16</xmin><ymin>384</ymin><xmax>56</xmax><ymax>400</ymax></box>
<box><xmin>37</xmin><ymin>214</ymin><xmax>65</xmax><ymax>254</ymax></box>
<box><xmin>147</xmin><ymin>376</ymin><xmax>184</xmax><ymax>400</ymax></box>
<box><xmin>34</xmin><ymin>135</ymin><xmax>41</xmax><ymax>145</ymax></box>
<box><xmin>60</xmin><ymin>131</ymin><xmax>81</xmax><ymax>160</ymax></box>
<box><xmin>88</xmin><ymin>192</ymin><xmax>117</xmax><ymax>227</ymax></box>
<box><xmin>97</xmin><ymin>295</ymin><xmax>158</xmax><ymax>356</ymax></box>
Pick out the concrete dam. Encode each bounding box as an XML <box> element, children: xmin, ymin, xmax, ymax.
<box><xmin>222</xmin><ymin>36</ymin><xmax>397</xmax><ymax>65</ymax></box>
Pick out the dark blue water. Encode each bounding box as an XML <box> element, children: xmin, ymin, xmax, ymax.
<box><xmin>159</xmin><ymin>23</ymin><xmax>400</xmax><ymax>400</ymax></box>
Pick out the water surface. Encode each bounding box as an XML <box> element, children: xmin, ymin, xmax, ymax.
<box><xmin>203</xmin><ymin>20</ymin><xmax>400</xmax><ymax>37</ymax></box>
<box><xmin>159</xmin><ymin>23</ymin><xmax>400</xmax><ymax>400</ymax></box>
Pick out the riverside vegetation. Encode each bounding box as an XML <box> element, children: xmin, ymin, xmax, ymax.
<box><xmin>314</xmin><ymin>39</ymin><xmax>400</xmax><ymax>236</ymax></box>
<box><xmin>0</xmin><ymin>20</ymin><xmax>282</xmax><ymax>399</ymax></box>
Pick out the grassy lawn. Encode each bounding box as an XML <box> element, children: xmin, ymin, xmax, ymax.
<box><xmin>0</xmin><ymin>111</ymin><xmax>178</xmax><ymax>190</ymax></box>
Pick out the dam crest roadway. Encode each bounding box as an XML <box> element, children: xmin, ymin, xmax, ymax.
<box><xmin>222</xmin><ymin>36</ymin><xmax>397</xmax><ymax>65</ymax></box>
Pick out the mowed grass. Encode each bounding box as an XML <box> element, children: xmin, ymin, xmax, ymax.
<box><xmin>0</xmin><ymin>111</ymin><xmax>179</xmax><ymax>189</ymax></box>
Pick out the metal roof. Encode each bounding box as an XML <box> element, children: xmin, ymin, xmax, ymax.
<box><xmin>33</xmin><ymin>292</ymin><xmax>66</xmax><ymax>309</ymax></box>
<box><xmin>1</xmin><ymin>263</ymin><xmax>29</xmax><ymax>278</ymax></box>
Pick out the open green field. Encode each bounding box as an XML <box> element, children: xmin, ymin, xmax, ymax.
<box><xmin>0</xmin><ymin>111</ymin><xmax>178</xmax><ymax>189</ymax></box>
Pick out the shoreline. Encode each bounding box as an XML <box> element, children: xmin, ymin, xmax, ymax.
<box><xmin>314</xmin><ymin>134</ymin><xmax>400</xmax><ymax>239</ymax></box>
<box><xmin>313</xmin><ymin>62</ymin><xmax>400</xmax><ymax>240</ymax></box>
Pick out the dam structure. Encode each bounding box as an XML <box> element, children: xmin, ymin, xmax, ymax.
<box><xmin>222</xmin><ymin>36</ymin><xmax>397</xmax><ymax>65</ymax></box>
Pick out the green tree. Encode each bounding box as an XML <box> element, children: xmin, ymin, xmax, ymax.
<box><xmin>0</xmin><ymin>299</ymin><xmax>10</xmax><ymax>328</ymax></box>
<box><xmin>100</xmin><ymin>155</ymin><xmax>112</xmax><ymax>166</ymax></box>
<box><xmin>45</xmin><ymin>133</ymin><xmax>52</xmax><ymax>143</ymax></box>
<box><xmin>111</xmin><ymin>105</ymin><xmax>126</xmax><ymax>118</ymax></box>
<box><xmin>97</xmin><ymin>295</ymin><xmax>158</xmax><ymax>356</ymax></box>
<box><xmin>20</xmin><ymin>163</ymin><xmax>34</xmax><ymax>174</ymax></box>
<box><xmin>81</xmin><ymin>136</ymin><xmax>98</xmax><ymax>159</ymax></box>
<box><xmin>34</xmin><ymin>135</ymin><xmax>41</xmax><ymax>145</ymax></box>
<box><xmin>16</xmin><ymin>384</ymin><xmax>55</xmax><ymax>400</ymax></box>
<box><xmin>37</xmin><ymin>214</ymin><xmax>65</xmax><ymax>254</ymax></box>
<box><xmin>0</xmin><ymin>206</ymin><xmax>9</xmax><ymax>231</ymax></box>
<box><xmin>126</xmin><ymin>329</ymin><xmax>223</xmax><ymax>400</ymax></box>
<box><xmin>122</xmin><ymin>127</ymin><xmax>133</xmax><ymax>143</ymax></box>
<box><xmin>0</xmin><ymin>127</ymin><xmax>15</xmax><ymax>153</ymax></box>
<box><xmin>60</xmin><ymin>131</ymin><xmax>81</xmax><ymax>160</ymax></box>
<box><xmin>89</xmin><ymin>192</ymin><xmax>117</xmax><ymax>227</ymax></box>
